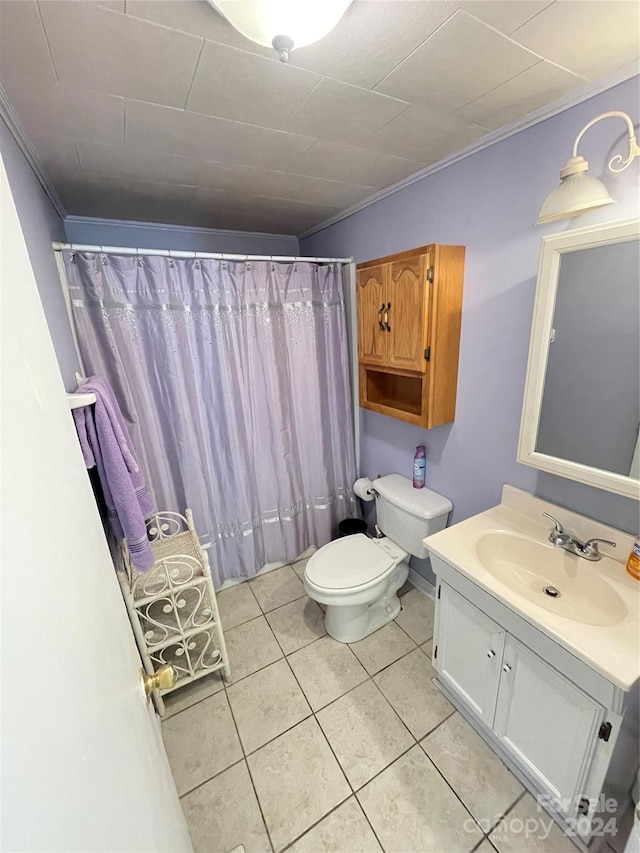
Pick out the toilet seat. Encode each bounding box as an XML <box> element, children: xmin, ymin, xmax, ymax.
<box><xmin>306</xmin><ymin>534</ymin><xmax>395</xmax><ymax>590</ymax></box>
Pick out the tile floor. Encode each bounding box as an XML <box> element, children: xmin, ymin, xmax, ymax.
<box><xmin>162</xmin><ymin>561</ymin><xmax>583</xmax><ymax>853</ymax></box>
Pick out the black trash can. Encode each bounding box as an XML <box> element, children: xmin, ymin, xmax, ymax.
<box><xmin>338</xmin><ymin>517</ymin><xmax>368</xmax><ymax>537</ymax></box>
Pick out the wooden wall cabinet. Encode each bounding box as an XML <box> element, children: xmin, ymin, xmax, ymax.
<box><xmin>357</xmin><ymin>244</ymin><xmax>465</xmax><ymax>428</ymax></box>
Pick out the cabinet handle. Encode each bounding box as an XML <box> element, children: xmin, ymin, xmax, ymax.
<box><xmin>384</xmin><ymin>302</ymin><xmax>391</xmax><ymax>332</ymax></box>
<box><xmin>502</xmin><ymin>663</ymin><xmax>512</xmax><ymax>673</ymax></box>
<box><xmin>378</xmin><ymin>304</ymin><xmax>385</xmax><ymax>331</ymax></box>
<box><xmin>486</xmin><ymin>650</ymin><xmax>495</xmax><ymax>658</ymax></box>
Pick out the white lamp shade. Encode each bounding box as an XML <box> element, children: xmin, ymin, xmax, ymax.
<box><xmin>211</xmin><ymin>0</ymin><xmax>352</xmax><ymax>51</ymax></box>
<box><xmin>537</xmin><ymin>172</ymin><xmax>615</xmax><ymax>224</ymax></box>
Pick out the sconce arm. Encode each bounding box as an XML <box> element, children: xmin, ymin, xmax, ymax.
<box><xmin>572</xmin><ymin>111</ymin><xmax>640</xmax><ymax>174</ymax></box>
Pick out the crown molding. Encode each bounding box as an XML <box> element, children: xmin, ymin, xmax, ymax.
<box><xmin>64</xmin><ymin>214</ymin><xmax>298</xmax><ymax>242</ymax></box>
<box><xmin>298</xmin><ymin>65</ymin><xmax>640</xmax><ymax>241</ymax></box>
<box><xmin>0</xmin><ymin>84</ymin><xmax>67</xmax><ymax>220</ymax></box>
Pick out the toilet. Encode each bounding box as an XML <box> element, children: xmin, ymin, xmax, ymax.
<box><xmin>303</xmin><ymin>474</ymin><xmax>452</xmax><ymax>643</ymax></box>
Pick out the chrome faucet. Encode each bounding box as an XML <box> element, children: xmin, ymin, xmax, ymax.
<box><xmin>543</xmin><ymin>513</ymin><xmax>616</xmax><ymax>561</ymax></box>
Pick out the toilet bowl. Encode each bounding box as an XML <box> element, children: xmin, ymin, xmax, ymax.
<box><xmin>304</xmin><ymin>534</ymin><xmax>409</xmax><ymax>643</ymax></box>
<box><xmin>303</xmin><ymin>474</ymin><xmax>452</xmax><ymax>643</ymax></box>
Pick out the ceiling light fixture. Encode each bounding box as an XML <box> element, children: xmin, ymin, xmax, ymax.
<box><xmin>537</xmin><ymin>110</ymin><xmax>640</xmax><ymax>225</ymax></box>
<box><xmin>209</xmin><ymin>0</ymin><xmax>353</xmax><ymax>62</ymax></box>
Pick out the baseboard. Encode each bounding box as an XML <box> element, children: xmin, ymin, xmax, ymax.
<box><xmin>408</xmin><ymin>569</ymin><xmax>436</xmax><ymax>600</ymax></box>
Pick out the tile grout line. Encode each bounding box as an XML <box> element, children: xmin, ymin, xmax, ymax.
<box><xmin>220</xmin><ymin>575</ymin><xmax>417</xmax><ymax>667</ymax></box>
<box><xmin>249</xmin><ymin>564</ymin><xmax>308</xmax><ymax>614</ymax></box>
<box><xmin>165</xmin><ymin>590</ymin><xmax>428</xmax><ymax>720</ymax></box>
<box><xmin>417</xmin><ymin>726</ymin><xmax>524</xmax><ymax>841</ymax></box>
<box><xmin>276</xmin><ymin>623</ymin><xmax>451</xmax><ymax>850</ymax></box>
<box><xmin>367</xmin><ymin>676</ymin><xmax>419</xmax><ymax>745</ymax></box>
<box><xmin>174</xmin><ymin>690</ymin><xmax>459</xmax><ymax>828</ymax></box>
<box><xmin>165</xmin><ymin>608</ymin><xmax>334</xmax><ymax>721</ymax></box>
<box><xmin>282</xmin><ymin>654</ymin><xmax>356</xmax><ymax>794</ymax></box>
<box><xmin>265</xmin><ymin>622</ymin><xmax>479</xmax><ymax>846</ymax></box>
<box><xmin>178</xmin><ymin>755</ymin><xmax>245</xmax><ymax>801</ymax></box>
<box><xmin>277</xmin><ymin>791</ymin><xmax>354</xmax><ymax>853</ymax></box>
<box><xmin>165</xmin><ymin>645</ymin><xmax>285</xmax><ymax>718</ymax></box>
<box><xmin>177</xmin><ymin>687</ymin><xmax>461</xmax><ymax>843</ymax></box>
<box><xmin>188</xmin><ymin>706</ymin><xmax>480</xmax><ymax>843</ymax></box>
<box><xmin>256</xmin><ymin>589</ymin><xmax>308</xmax><ymax>615</ymax></box>
<box><xmin>223</xmin><ymin>683</ymin><xmax>277</xmax><ymax>853</ymax></box>
<box><xmin>355</xmin><ymin>636</ymin><xmax>421</xmax><ymax>678</ymax></box>
<box><xmin>172</xmin><ymin>581</ymin><xmax>484</xmax><ymax>851</ymax></box>
<box><xmin>345</xmin><ymin>687</ymin><xmax>460</xmax><ymax>795</ymax></box>
<box><xmin>163</xmin><ymin>681</ymin><xmax>226</xmax><ymax>720</ymax></box>
<box><xmin>486</xmin><ymin>789</ymin><xmax>528</xmax><ymax>841</ymax></box>
<box><xmin>414</xmin><ymin>743</ymin><xmax>491</xmax><ymax>843</ymax></box>
<box><xmin>278</xmin><ymin>607</ymin><xmax>437</xmax><ymax>849</ymax></box>
<box><xmin>281</xmin><ymin>656</ymin><xmax>385</xmax><ymax>853</ymax></box>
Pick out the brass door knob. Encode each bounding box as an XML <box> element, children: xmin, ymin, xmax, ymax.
<box><xmin>141</xmin><ymin>664</ymin><xmax>176</xmax><ymax>699</ymax></box>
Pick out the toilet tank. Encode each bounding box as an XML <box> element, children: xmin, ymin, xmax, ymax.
<box><xmin>374</xmin><ymin>474</ymin><xmax>452</xmax><ymax>559</ymax></box>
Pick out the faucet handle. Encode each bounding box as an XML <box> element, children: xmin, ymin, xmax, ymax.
<box><xmin>583</xmin><ymin>537</ymin><xmax>616</xmax><ymax>555</ymax></box>
<box><xmin>543</xmin><ymin>512</ymin><xmax>565</xmax><ymax>534</ymax></box>
<box><xmin>543</xmin><ymin>512</ymin><xmax>571</xmax><ymax>548</ymax></box>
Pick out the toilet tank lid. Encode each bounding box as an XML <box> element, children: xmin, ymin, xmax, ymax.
<box><xmin>374</xmin><ymin>474</ymin><xmax>453</xmax><ymax>519</ymax></box>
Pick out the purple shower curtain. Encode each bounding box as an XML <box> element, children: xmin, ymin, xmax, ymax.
<box><xmin>65</xmin><ymin>252</ymin><xmax>357</xmax><ymax>587</ymax></box>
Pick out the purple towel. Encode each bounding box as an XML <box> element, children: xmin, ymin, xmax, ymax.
<box><xmin>75</xmin><ymin>376</ymin><xmax>140</xmax><ymax>474</ymax></box>
<box><xmin>72</xmin><ymin>377</ymin><xmax>155</xmax><ymax>571</ymax></box>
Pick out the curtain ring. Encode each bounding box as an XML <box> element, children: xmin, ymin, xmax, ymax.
<box><xmin>194</xmin><ymin>259</ymin><xmax>201</xmax><ymax>270</ymax></box>
<box><xmin>136</xmin><ymin>256</ymin><xmax>145</xmax><ymax>267</ymax></box>
<box><xmin>100</xmin><ymin>254</ymin><xmax>108</xmax><ymax>265</ymax></box>
<box><xmin>168</xmin><ymin>258</ymin><xmax>175</xmax><ymax>268</ymax></box>
<box><xmin>68</xmin><ymin>252</ymin><xmax>76</xmax><ymax>262</ymax></box>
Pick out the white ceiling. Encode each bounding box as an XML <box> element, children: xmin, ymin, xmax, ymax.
<box><xmin>0</xmin><ymin>0</ymin><xmax>638</xmax><ymax>236</ymax></box>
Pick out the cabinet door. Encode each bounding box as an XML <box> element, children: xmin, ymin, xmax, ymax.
<box><xmin>493</xmin><ymin>635</ymin><xmax>604</xmax><ymax>817</ymax></box>
<box><xmin>357</xmin><ymin>264</ymin><xmax>387</xmax><ymax>366</ymax></box>
<box><xmin>435</xmin><ymin>584</ymin><xmax>505</xmax><ymax>726</ymax></box>
<box><xmin>387</xmin><ymin>254</ymin><xmax>429</xmax><ymax>372</ymax></box>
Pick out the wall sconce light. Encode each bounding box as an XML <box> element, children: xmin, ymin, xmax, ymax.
<box><xmin>537</xmin><ymin>111</ymin><xmax>640</xmax><ymax>225</ymax></box>
<box><xmin>208</xmin><ymin>0</ymin><xmax>352</xmax><ymax>62</ymax></box>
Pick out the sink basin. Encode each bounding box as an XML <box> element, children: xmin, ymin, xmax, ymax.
<box><xmin>475</xmin><ymin>532</ymin><xmax>627</xmax><ymax>627</ymax></box>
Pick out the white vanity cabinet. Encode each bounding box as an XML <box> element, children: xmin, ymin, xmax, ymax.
<box><xmin>437</xmin><ymin>584</ymin><xmax>606</xmax><ymax>816</ymax></box>
<box><xmin>432</xmin><ymin>566</ymin><xmax>636</xmax><ymax>845</ymax></box>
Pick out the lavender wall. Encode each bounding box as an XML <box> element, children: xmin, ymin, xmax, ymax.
<box><xmin>302</xmin><ymin>77</ymin><xmax>640</xmax><ymax>550</ymax></box>
<box><xmin>64</xmin><ymin>217</ymin><xmax>300</xmax><ymax>255</ymax></box>
<box><xmin>0</xmin><ymin>116</ymin><xmax>80</xmax><ymax>389</ymax></box>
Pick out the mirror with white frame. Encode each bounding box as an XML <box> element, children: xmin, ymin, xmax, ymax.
<box><xmin>519</xmin><ymin>217</ymin><xmax>640</xmax><ymax>500</ymax></box>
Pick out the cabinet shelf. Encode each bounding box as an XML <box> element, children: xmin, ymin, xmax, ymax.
<box><xmin>364</xmin><ymin>369</ymin><xmax>423</xmax><ymax>419</ymax></box>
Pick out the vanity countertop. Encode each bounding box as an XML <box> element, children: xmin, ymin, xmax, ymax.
<box><xmin>424</xmin><ymin>485</ymin><xmax>640</xmax><ymax>692</ymax></box>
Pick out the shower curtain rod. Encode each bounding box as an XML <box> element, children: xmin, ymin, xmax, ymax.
<box><xmin>52</xmin><ymin>242</ymin><xmax>353</xmax><ymax>264</ymax></box>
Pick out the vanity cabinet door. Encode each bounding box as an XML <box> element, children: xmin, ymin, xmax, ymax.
<box><xmin>435</xmin><ymin>583</ymin><xmax>505</xmax><ymax>726</ymax></box>
<box><xmin>493</xmin><ymin>635</ymin><xmax>604</xmax><ymax>816</ymax></box>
